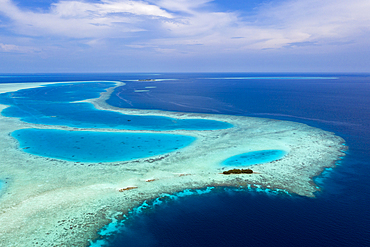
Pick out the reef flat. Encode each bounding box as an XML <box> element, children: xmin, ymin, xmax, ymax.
<box><xmin>0</xmin><ymin>81</ymin><xmax>346</xmax><ymax>246</ymax></box>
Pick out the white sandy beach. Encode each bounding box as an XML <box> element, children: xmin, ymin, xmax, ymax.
<box><xmin>0</xmin><ymin>82</ymin><xmax>346</xmax><ymax>246</ymax></box>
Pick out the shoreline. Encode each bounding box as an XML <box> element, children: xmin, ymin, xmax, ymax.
<box><xmin>0</xmin><ymin>81</ymin><xmax>346</xmax><ymax>246</ymax></box>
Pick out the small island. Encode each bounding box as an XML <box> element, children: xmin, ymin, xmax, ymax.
<box><xmin>223</xmin><ymin>168</ymin><xmax>253</xmax><ymax>174</ymax></box>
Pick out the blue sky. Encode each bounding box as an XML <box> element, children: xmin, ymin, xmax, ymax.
<box><xmin>0</xmin><ymin>0</ymin><xmax>369</xmax><ymax>73</ymax></box>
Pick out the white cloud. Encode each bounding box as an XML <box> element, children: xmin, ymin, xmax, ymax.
<box><xmin>0</xmin><ymin>42</ymin><xmax>20</xmax><ymax>52</ymax></box>
<box><xmin>257</xmin><ymin>0</ymin><xmax>370</xmax><ymax>43</ymax></box>
<box><xmin>0</xmin><ymin>0</ymin><xmax>173</xmax><ymax>38</ymax></box>
<box><xmin>51</xmin><ymin>0</ymin><xmax>173</xmax><ymax>18</ymax></box>
<box><xmin>112</xmin><ymin>0</ymin><xmax>367</xmax><ymax>55</ymax></box>
<box><xmin>148</xmin><ymin>0</ymin><xmax>370</xmax><ymax>52</ymax></box>
<box><xmin>0</xmin><ymin>0</ymin><xmax>369</xmax><ymax>53</ymax></box>
<box><xmin>0</xmin><ymin>42</ymin><xmax>39</xmax><ymax>53</ymax></box>
<box><xmin>151</xmin><ymin>0</ymin><xmax>213</xmax><ymax>14</ymax></box>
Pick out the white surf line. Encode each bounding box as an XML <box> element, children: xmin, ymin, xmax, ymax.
<box><xmin>122</xmin><ymin>79</ymin><xmax>178</xmax><ymax>82</ymax></box>
<box><xmin>203</xmin><ymin>77</ymin><xmax>339</xmax><ymax>80</ymax></box>
<box><xmin>0</xmin><ymin>80</ymin><xmax>122</xmax><ymax>94</ymax></box>
<box><xmin>251</xmin><ymin>113</ymin><xmax>361</xmax><ymax>126</ymax></box>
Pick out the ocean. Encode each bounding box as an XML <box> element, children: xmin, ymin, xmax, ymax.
<box><xmin>1</xmin><ymin>73</ymin><xmax>370</xmax><ymax>246</ymax></box>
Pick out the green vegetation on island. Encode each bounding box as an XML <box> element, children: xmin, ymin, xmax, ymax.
<box><xmin>222</xmin><ymin>168</ymin><xmax>253</xmax><ymax>174</ymax></box>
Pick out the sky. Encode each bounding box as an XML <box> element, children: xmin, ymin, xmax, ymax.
<box><xmin>0</xmin><ymin>0</ymin><xmax>369</xmax><ymax>73</ymax></box>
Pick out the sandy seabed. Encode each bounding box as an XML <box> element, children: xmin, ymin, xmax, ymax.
<box><xmin>0</xmin><ymin>82</ymin><xmax>346</xmax><ymax>246</ymax></box>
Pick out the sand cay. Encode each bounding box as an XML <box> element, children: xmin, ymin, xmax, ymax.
<box><xmin>0</xmin><ymin>81</ymin><xmax>346</xmax><ymax>246</ymax></box>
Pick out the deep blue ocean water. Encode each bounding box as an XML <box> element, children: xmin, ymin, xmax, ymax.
<box><xmin>1</xmin><ymin>73</ymin><xmax>370</xmax><ymax>246</ymax></box>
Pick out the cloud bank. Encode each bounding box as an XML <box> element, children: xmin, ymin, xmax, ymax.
<box><xmin>0</xmin><ymin>0</ymin><xmax>369</xmax><ymax>71</ymax></box>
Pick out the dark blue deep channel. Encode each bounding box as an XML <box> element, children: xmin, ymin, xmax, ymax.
<box><xmin>12</xmin><ymin>129</ymin><xmax>196</xmax><ymax>162</ymax></box>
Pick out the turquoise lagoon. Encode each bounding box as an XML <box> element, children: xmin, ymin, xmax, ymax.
<box><xmin>222</xmin><ymin>150</ymin><xmax>287</xmax><ymax>167</ymax></box>
<box><xmin>12</xmin><ymin>129</ymin><xmax>196</xmax><ymax>162</ymax></box>
<box><xmin>1</xmin><ymin>81</ymin><xmax>230</xmax><ymax>163</ymax></box>
<box><xmin>0</xmin><ymin>82</ymin><xmax>231</xmax><ymax>131</ymax></box>
<box><xmin>0</xmin><ymin>181</ymin><xmax>4</xmax><ymax>195</ymax></box>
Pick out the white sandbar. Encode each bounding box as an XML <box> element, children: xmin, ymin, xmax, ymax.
<box><xmin>0</xmin><ymin>82</ymin><xmax>346</xmax><ymax>246</ymax></box>
<box><xmin>134</xmin><ymin>90</ymin><xmax>150</xmax><ymax>92</ymax></box>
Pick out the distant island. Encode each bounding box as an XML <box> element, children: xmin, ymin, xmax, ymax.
<box><xmin>138</xmin><ymin>79</ymin><xmax>156</xmax><ymax>81</ymax></box>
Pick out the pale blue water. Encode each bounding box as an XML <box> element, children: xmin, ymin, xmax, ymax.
<box><xmin>222</xmin><ymin>150</ymin><xmax>287</xmax><ymax>166</ymax></box>
<box><xmin>12</xmin><ymin>128</ymin><xmax>196</xmax><ymax>162</ymax></box>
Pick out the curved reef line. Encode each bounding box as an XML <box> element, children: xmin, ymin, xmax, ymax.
<box><xmin>0</xmin><ymin>81</ymin><xmax>346</xmax><ymax>246</ymax></box>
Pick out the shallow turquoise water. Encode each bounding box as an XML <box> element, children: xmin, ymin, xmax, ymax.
<box><xmin>222</xmin><ymin>150</ymin><xmax>287</xmax><ymax>166</ymax></box>
<box><xmin>0</xmin><ymin>82</ymin><xmax>232</xmax><ymax>131</ymax></box>
<box><xmin>12</xmin><ymin>129</ymin><xmax>196</xmax><ymax>162</ymax></box>
<box><xmin>0</xmin><ymin>180</ymin><xmax>6</xmax><ymax>198</ymax></box>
